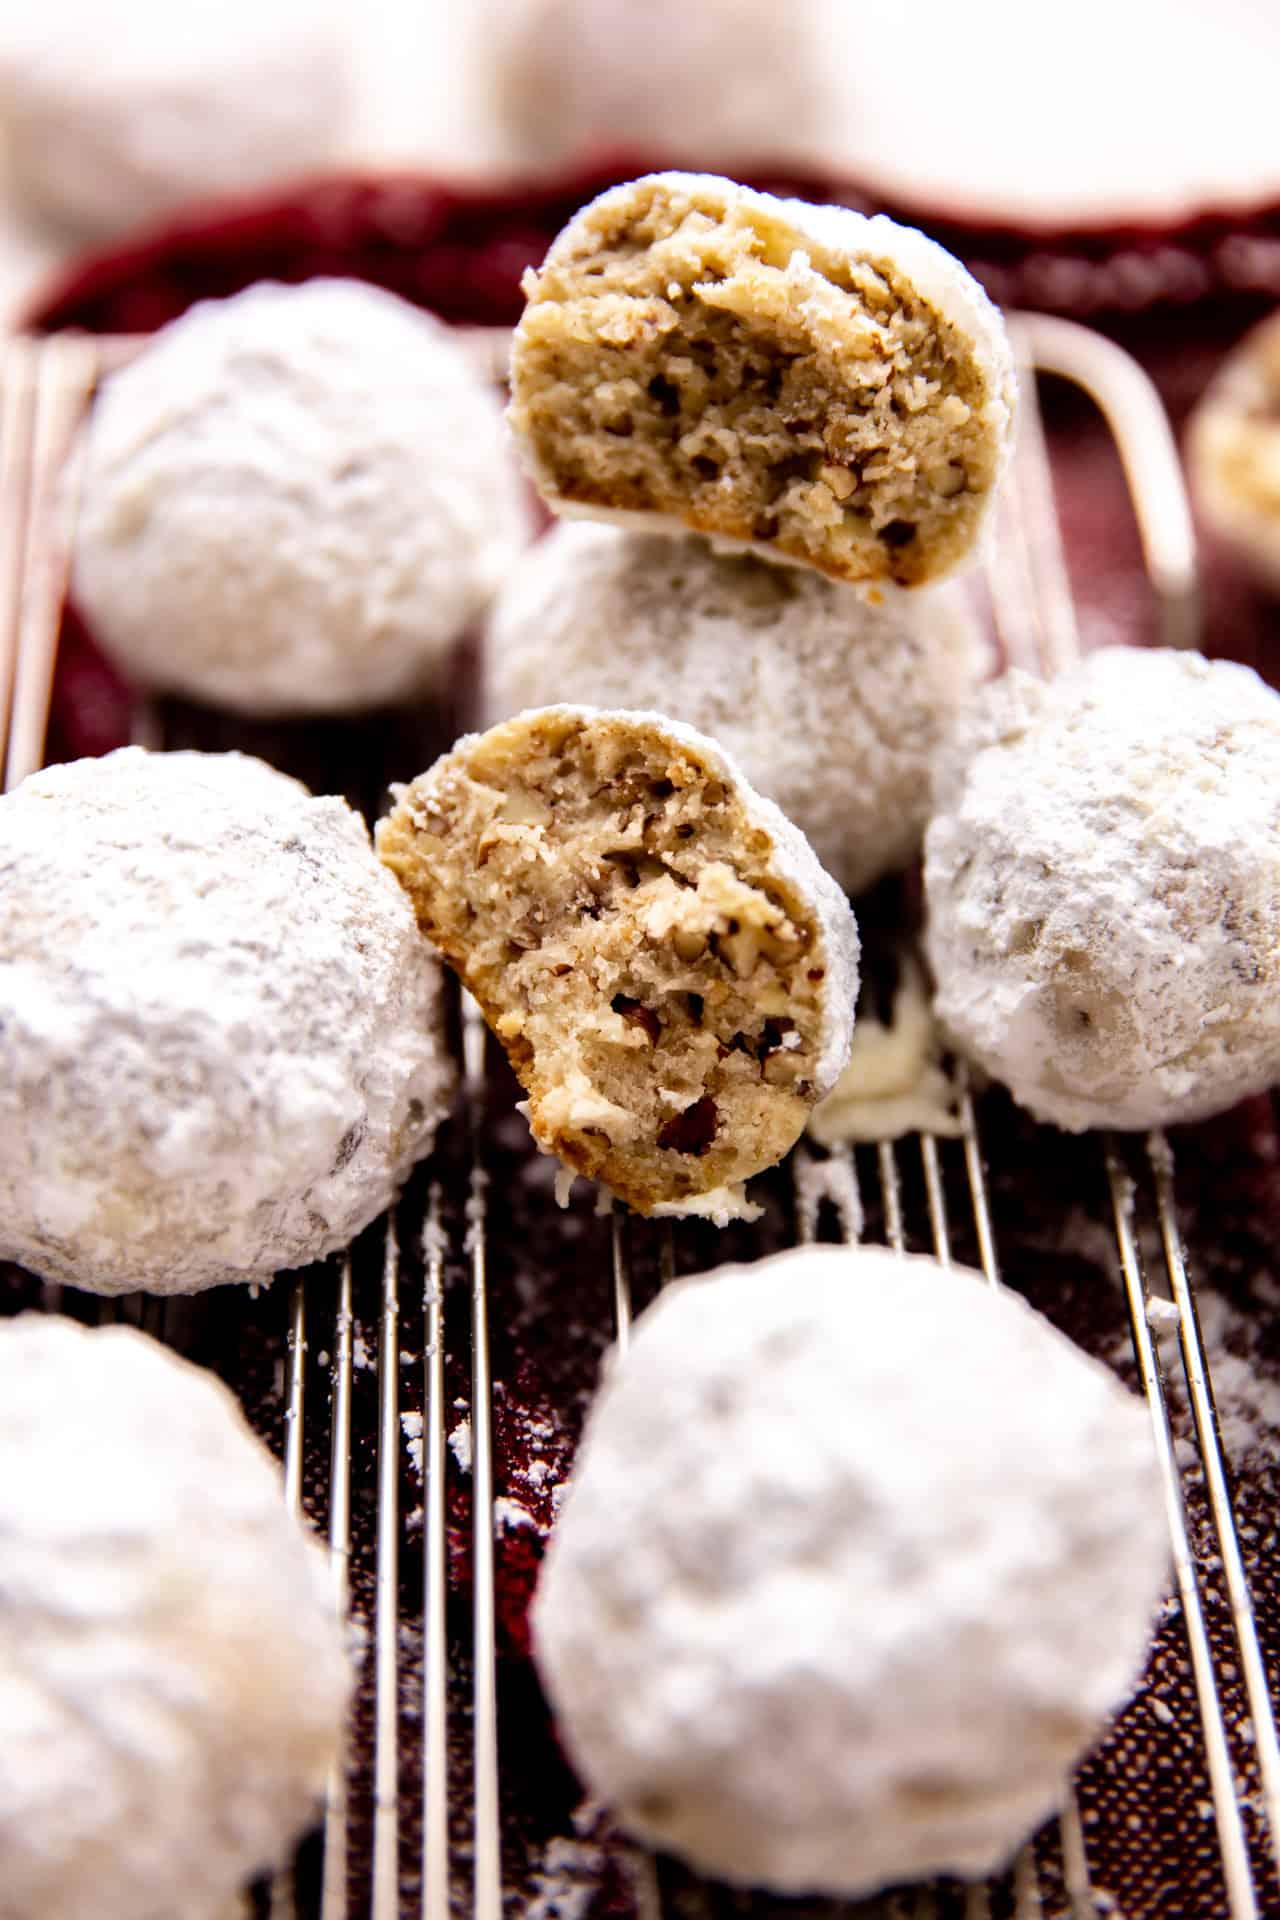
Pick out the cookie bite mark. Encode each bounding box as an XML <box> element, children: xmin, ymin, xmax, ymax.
<box><xmin>377</xmin><ymin>706</ymin><xmax>859</xmax><ymax>1215</ymax></box>
<box><xmin>508</xmin><ymin>172</ymin><xmax>1015</xmax><ymax>588</ymax></box>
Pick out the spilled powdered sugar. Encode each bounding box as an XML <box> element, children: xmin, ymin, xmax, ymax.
<box><xmin>808</xmin><ymin>959</ymin><xmax>962</xmax><ymax>1146</ymax></box>
<box><xmin>523</xmin><ymin>1837</ymin><xmax>604</xmax><ymax>1920</ymax></box>
<box><xmin>494</xmin><ymin>1497</ymin><xmax>537</xmax><ymax>1534</ymax></box>
<box><xmin>1141</xmin><ymin>1285</ymin><xmax>1280</xmax><ymax>1475</ymax></box>
<box><xmin>1145</xmin><ymin>1296</ymin><xmax>1181</xmax><ymax>1331</ymax></box>
<box><xmin>791</xmin><ymin>1144</ymin><xmax>865</xmax><ymax>1244</ymax></box>
<box><xmin>520</xmin><ymin>1802</ymin><xmax>623</xmax><ymax>1920</ymax></box>
<box><xmin>1044</xmin><ymin>1204</ymin><xmax>1280</xmax><ymax>1478</ymax></box>
<box><xmin>449</xmin><ymin>1417</ymin><xmax>473</xmax><ymax>1474</ymax></box>
<box><xmin>400</xmin><ymin>1411</ymin><xmax>424</xmax><ymax>1481</ymax></box>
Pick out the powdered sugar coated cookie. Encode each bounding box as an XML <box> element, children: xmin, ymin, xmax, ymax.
<box><xmin>0</xmin><ymin>0</ymin><xmax>351</xmax><ymax>239</ymax></box>
<box><xmin>0</xmin><ymin>1311</ymin><xmax>349</xmax><ymax>1919</ymax></box>
<box><xmin>925</xmin><ymin>648</ymin><xmax>1280</xmax><ymax>1131</ymax></box>
<box><xmin>0</xmin><ymin>746</ymin><xmax>454</xmax><ymax>1293</ymax></box>
<box><xmin>73</xmin><ymin>279</ymin><xmax>531</xmax><ymax>715</ymax></box>
<box><xmin>534</xmin><ymin>1245</ymin><xmax>1166</xmax><ymax>1895</ymax></box>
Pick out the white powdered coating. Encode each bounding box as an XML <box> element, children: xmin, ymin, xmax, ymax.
<box><xmin>925</xmin><ymin>649</ymin><xmax>1280</xmax><ymax>1132</ymax></box>
<box><xmin>0</xmin><ymin>1313</ymin><xmax>349</xmax><ymax>1920</ymax></box>
<box><xmin>534</xmin><ymin>1246</ymin><xmax>1167</xmax><ymax>1898</ymax></box>
<box><xmin>72</xmin><ymin>278</ymin><xmax>531</xmax><ymax>716</ymax></box>
<box><xmin>477</xmin><ymin>0</ymin><xmax>847</xmax><ymax>177</ymax></box>
<box><xmin>0</xmin><ymin>747</ymin><xmax>454</xmax><ymax>1295</ymax></box>
<box><xmin>0</xmin><ymin>0</ymin><xmax>351</xmax><ymax>240</ymax></box>
<box><xmin>486</xmin><ymin>524</ymin><xmax>990</xmax><ymax>895</ymax></box>
<box><xmin>401</xmin><ymin>1411</ymin><xmax>425</xmax><ymax>1481</ymax></box>
<box><xmin>450</xmin><ymin>1417</ymin><xmax>473</xmax><ymax>1474</ymax></box>
<box><xmin>1187</xmin><ymin>312</ymin><xmax>1280</xmax><ymax>595</ymax></box>
<box><xmin>790</xmin><ymin>1142</ymin><xmax>864</xmax><ymax>1242</ymax></box>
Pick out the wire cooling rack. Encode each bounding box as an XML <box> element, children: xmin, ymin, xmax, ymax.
<box><xmin>1</xmin><ymin>314</ymin><xmax>1277</xmax><ymax>1920</ymax></box>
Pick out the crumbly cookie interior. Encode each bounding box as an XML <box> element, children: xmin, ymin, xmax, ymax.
<box><xmin>378</xmin><ymin>710</ymin><xmax>832</xmax><ymax>1211</ymax></box>
<box><xmin>510</xmin><ymin>183</ymin><xmax>995</xmax><ymax>587</ymax></box>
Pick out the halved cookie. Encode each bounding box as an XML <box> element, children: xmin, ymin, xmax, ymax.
<box><xmin>377</xmin><ymin>706</ymin><xmax>859</xmax><ymax>1216</ymax></box>
<box><xmin>508</xmin><ymin>172</ymin><xmax>1015</xmax><ymax>587</ymax></box>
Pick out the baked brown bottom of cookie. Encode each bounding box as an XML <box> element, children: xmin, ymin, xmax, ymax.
<box><xmin>510</xmin><ymin>179</ymin><xmax>993</xmax><ymax>587</ymax></box>
<box><xmin>378</xmin><ymin>709</ymin><xmax>834</xmax><ymax>1213</ymax></box>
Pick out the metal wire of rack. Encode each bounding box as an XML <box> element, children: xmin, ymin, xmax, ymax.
<box><xmin>1</xmin><ymin>312</ymin><xmax>1277</xmax><ymax>1920</ymax></box>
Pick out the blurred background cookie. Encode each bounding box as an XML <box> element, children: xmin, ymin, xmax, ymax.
<box><xmin>1188</xmin><ymin>310</ymin><xmax>1280</xmax><ymax>597</ymax></box>
<box><xmin>476</xmin><ymin>0</ymin><xmax>845</xmax><ymax>179</ymax></box>
<box><xmin>0</xmin><ymin>0</ymin><xmax>352</xmax><ymax>242</ymax></box>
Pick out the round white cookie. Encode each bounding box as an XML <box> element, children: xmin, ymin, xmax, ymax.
<box><xmin>486</xmin><ymin>524</ymin><xmax>991</xmax><ymax>894</ymax></box>
<box><xmin>533</xmin><ymin>1245</ymin><xmax>1166</xmax><ymax>1898</ymax></box>
<box><xmin>478</xmin><ymin>0</ymin><xmax>846</xmax><ymax>178</ymax></box>
<box><xmin>0</xmin><ymin>1311</ymin><xmax>348</xmax><ymax>1920</ymax></box>
<box><xmin>0</xmin><ymin>0</ymin><xmax>351</xmax><ymax>240</ymax></box>
<box><xmin>0</xmin><ymin>747</ymin><xmax>454</xmax><ymax>1295</ymax></box>
<box><xmin>72</xmin><ymin>278</ymin><xmax>531</xmax><ymax>715</ymax></box>
<box><xmin>924</xmin><ymin>647</ymin><xmax>1280</xmax><ymax>1132</ymax></box>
